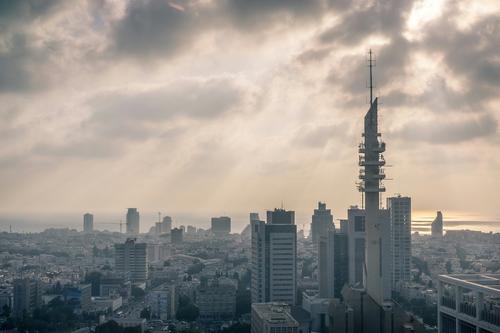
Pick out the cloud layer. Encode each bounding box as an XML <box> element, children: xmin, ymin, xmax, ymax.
<box><xmin>0</xmin><ymin>0</ymin><xmax>499</xmax><ymax>225</ymax></box>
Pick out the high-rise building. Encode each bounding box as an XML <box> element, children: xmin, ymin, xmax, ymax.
<box><xmin>437</xmin><ymin>274</ymin><xmax>500</xmax><ymax>333</ymax></box>
<box><xmin>171</xmin><ymin>228</ymin><xmax>183</xmax><ymax>244</ymax></box>
<box><xmin>318</xmin><ymin>227</ymin><xmax>335</xmax><ymax>298</ymax></box>
<box><xmin>251</xmin><ymin>209</ymin><xmax>297</xmax><ymax>305</ymax></box>
<box><xmin>114</xmin><ymin>238</ymin><xmax>148</xmax><ymax>283</ymax></box>
<box><xmin>13</xmin><ymin>278</ymin><xmax>42</xmax><ymax>317</ymax></box>
<box><xmin>311</xmin><ymin>202</ymin><xmax>334</xmax><ymax>245</ymax></box>
<box><xmin>83</xmin><ymin>213</ymin><xmax>93</xmax><ymax>233</ymax></box>
<box><xmin>126</xmin><ymin>208</ymin><xmax>140</xmax><ymax>235</ymax></box>
<box><xmin>346</xmin><ymin>206</ymin><xmax>366</xmax><ymax>288</ymax></box>
<box><xmin>162</xmin><ymin>216</ymin><xmax>172</xmax><ymax>234</ymax></box>
<box><xmin>387</xmin><ymin>195</ymin><xmax>412</xmax><ymax>290</ymax></box>
<box><xmin>357</xmin><ymin>52</ymin><xmax>389</xmax><ymax>305</ymax></box>
<box><xmin>211</xmin><ymin>216</ymin><xmax>231</xmax><ymax>237</ymax></box>
<box><xmin>333</xmin><ymin>232</ymin><xmax>349</xmax><ymax>298</ymax></box>
<box><xmin>251</xmin><ymin>303</ymin><xmax>299</xmax><ymax>333</ymax></box>
<box><xmin>432</xmin><ymin>211</ymin><xmax>444</xmax><ymax>237</ymax></box>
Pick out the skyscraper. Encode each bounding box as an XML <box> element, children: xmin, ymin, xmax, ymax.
<box><xmin>211</xmin><ymin>216</ymin><xmax>231</xmax><ymax>237</ymax></box>
<box><xmin>357</xmin><ymin>50</ymin><xmax>389</xmax><ymax>305</ymax></box>
<box><xmin>318</xmin><ymin>227</ymin><xmax>335</xmax><ymax>298</ymax></box>
<box><xmin>432</xmin><ymin>211</ymin><xmax>444</xmax><ymax>237</ymax></box>
<box><xmin>251</xmin><ymin>209</ymin><xmax>297</xmax><ymax>305</ymax></box>
<box><xmin>310</xmin><ymin>202</ymin><xmax>334</xmax><ymax>245</ymax></box>
<box><xmin>83</xmin><ymin>213</ymin><xmax>93</xmax><ymax>233</ymax></box>
<box><xmin>114</xmin><ymin>238</ymin><xmax>148</xmax><ymax>283</ymax></box>
<box><xmin>387</xmin><ymin>195</ymin><xmax>412</xmax><ymax>290</ymax></box>
<box><xmin>126</xmin><ymin>208</ymin><xmax>140</xmax><ymax>235</ymax></box>
<box><xmin>171</xmin><ymin>227</ymin><xmax>183</xmax><ymax>244</ymax></box>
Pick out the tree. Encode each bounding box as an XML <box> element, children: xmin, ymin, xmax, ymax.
<box><xmin>176</xmin><ymin>302</ymin><xmax>199</xmax><ymax>322</ymax></box>
<box><xmin>131</xmin><ymin>286</ymin><xmax>145</xmax><ymax>298</ymax></box>
<box><xmin>140</xmin><ymin>307</ymin><xmax>151</xmax><ymax>320</ymax></box>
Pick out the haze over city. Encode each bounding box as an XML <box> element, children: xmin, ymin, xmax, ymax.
<box><xmin>1</xmin><ymin>0</ymin><xmax>500</xmax><ymax>233</ymax></box>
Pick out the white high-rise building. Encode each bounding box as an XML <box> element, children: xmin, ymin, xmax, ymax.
<box><xmin>387</xmin><ymin>195</ymin><xmax>412</xmax><ymax>290</ymax></box>
<box><xmin>251</xmin><ymin>209</ymin><xmax>297</xmax><ymax>305</ymax></box>
<box><xmin>126</xmin><ymin>208</ymin><xmax>140</xmax><ymax>235</ymax></box>
<box><xmin>115</xmin><ymin>238</ymin><xmax>148</xmax><ymax>283</ymax></box>
<box><xmin>83</xmin><ymin>213</ymin><xmax>93</xmax><ymax>233</ymax></box>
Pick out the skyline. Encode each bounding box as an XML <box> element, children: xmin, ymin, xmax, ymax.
<box><xmin>1</xmin><ymin>0</ymin><xmax>500</xmax><ymax>226</ymax></box>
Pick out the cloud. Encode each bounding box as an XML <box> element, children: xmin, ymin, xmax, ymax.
<box><xmin>391</xmin><ymin>113</ymin><xmax>497</xmax><ymax>144</ymax></box>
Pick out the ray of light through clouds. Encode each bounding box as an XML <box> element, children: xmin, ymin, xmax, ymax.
<box><xmin>0</xmin><ymin>0</ymin><xmax>499</xmax><ymax>231</ymax></box>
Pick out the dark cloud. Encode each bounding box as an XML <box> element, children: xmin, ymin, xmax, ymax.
<box><xmin>319</xmin><ymin>0</ymin><xmax>414</xmax><ymax>45</ymax></box>
<box><xmin>296</xmin><ymin>47</ymin><xmax>332</xmax><ymax>64</ymax></box>
<box><xmin>0</xmin><ymin>0</ymin><xmax>62</xmax><ymax>26</ymax></box>
<box><xmin>390</xmin><ymin>113</ymin><xmax>497</xmax><ymax>144</ymax></box>
<box><xmin>111</xmin><ymin>0</ymin><xmax>199</xmax><ymax>60</ymax></box>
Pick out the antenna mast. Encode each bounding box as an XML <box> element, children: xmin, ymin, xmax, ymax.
<box><xmin>368</xmin><ymin>49</ymin><xmax>375</xmax><ymax>104</ymax></box>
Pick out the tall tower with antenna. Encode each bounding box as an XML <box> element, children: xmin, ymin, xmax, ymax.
<box><xmin>358</xmin><ymin>49</ymin><xmax>388</xmax><ymax>306</ymax></box>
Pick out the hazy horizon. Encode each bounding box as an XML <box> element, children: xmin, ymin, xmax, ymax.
<box><xmin>1</xmin><ymin>1</ymin><xmax>500</xmax><ymax>225</ymax></box>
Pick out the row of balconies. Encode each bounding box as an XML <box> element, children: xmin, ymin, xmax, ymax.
<box><xmin>358</xmin><ymin>141</ymin><xmax>386</xmax><ymax>153</ymax></box>
<box><xmin>359</xmin><ymin>155</ymin><xmax>386</xmax><ymax>166</ymax></box>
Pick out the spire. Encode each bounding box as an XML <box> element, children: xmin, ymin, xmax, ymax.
<box><xmin>368</xmin><ymin>49</ymin><xmax>375</xmax><ymax>105</ymax></box>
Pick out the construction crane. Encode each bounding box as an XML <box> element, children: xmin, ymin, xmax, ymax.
<box><xmin>95</xmin><ymin>220</ymin><xmax>124</xmax><ymax>233</ymax></box>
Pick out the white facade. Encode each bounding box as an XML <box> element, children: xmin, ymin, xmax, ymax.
<box><xmin>387</xmin><ymin>196</ymin><xmax>412</xmax><ymax>290</ymax></box>
<box><xmin>437</xmin><ymin>274</ymin><xmax>500</xmax><ymax>333</ymax></box>
<box><xmin>251</xmin><ymin>209</ymin><xmax>297</xmax><ymax>305</ymax></box>
<box><xmin>114</xmin><ymin>239</ymin><xmax>148</xmax><ymax>283</ymax></box>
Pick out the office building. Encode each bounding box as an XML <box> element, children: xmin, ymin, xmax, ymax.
<box><xmin>13</xmin><ymin>278</ymin><xmax>42</xmax><ymax>317</ymax></box>
<box><xmin>311</xmin><ymin>202</ymin><xmax>334</xmax><ymax>245</ymax></box>
<box><xmin>126</xmin><ymin>208</ymin><xmax>140</xmax><ymax>235</ymax></box>
<box><xmin>437</xmin><ymin>274</ymin><xmax>500</xmax><ymax>333</ymax></box>
<box><xmin>318</xmin><ymin>227</ymin><xmax>335</xmax><ymax>298</ymax></box>
<box><xmin>346</xmin><ymin>206</ymin><xmax>366</xmax><ymax>288</ymax></box>
<box><xmin>197</xmin><ymin>277</ymin><xmax>236</xmax><ymax>321</ymax></box>
<box><xmin>211</xmin><ymin>216</ymin><xmax>231</xmax><ymax>237</ymax></box>
<box><xmin>387</xmin><ymin>195</ymin><xmax>412</xmax><ymax>290</ymax></box>
<box><xmin>171</xmin><ymin>228</ymin><xmax>183</xmax><ymax>244</ymax></box>
<box><xmin>251</xmin><ymin>303</ymin><xmax>299</xmax><ymax>333</ymax></box>
<box><xmin>251</xmin><ymin>209</ymin><xmax>297</xmax><ymax>305</ymax></box>
<box><xmin>146</xmin><ymin>283</ymin><xmax>176</xmax><ymax>320</ymax></box>
<box><xmin>83</xmin><ymin>213</ymin><xmax>93</xmax><ymax>233</ymax></box>
<box><xmin>63</xmin><ymin>284</ymin><xmax>92</xmax><ymax>312</ymax></box>
<box><xmin>114</xmin><ymin>238</ymin><xmax>148</xmax><ymax>283</ymax></box>
<box><xmin>333</xmin><ymin>232</ymin><xmax>349</xmax><ymax>298</ymax></box>
<box><xmin>432</xmin><ymin>211</ymin><xmax>444</xmax><ymax>237</ymax></box>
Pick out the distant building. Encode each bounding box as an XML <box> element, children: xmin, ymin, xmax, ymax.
<box><xmin>114</xmin><ymin>239</ymin><xmax>148</xmax><ymax>283</ymax></box>
<box><xmin>83</xmin><ymin>213</ymin><xmax>93</xmax><ymax>233</ymax></box>
<box><xmin>211</xmin><ymin>216</ymin><xmax>231</xmax><ymax>237</ymax></box>
<box><xmin>311</xmin><ymin>202</ymin><xmax>334</xmax><ymax>245</ymax></box>
<box><xmin>162</xmin><ymin>216</ymin><xmax>172</xmax><ymax>234</ymax></box>
<box><xmin>196</xmin><ymin>277</ymin><xmax>236</xmax><ymax>321</ymax></box>
<box><xmin>432</xmin><ymin>211</ymin><xmax>444</xmax><ymax>237</ymax></box>
<box><xmin>63</xmin><ymin>284</ymin><xmax>92</xmax><ymax>312</ymax></box>
<box><xmin>99</xmin><ymin>275</ymin><xmax>131</xmax><ymax>298</ymax></box>
<box><xmin>171</xmin><ymin>228</ymin><xmax>183</xmax><ymax>244</ymax></box>
<box><xmin>387</xmin><ymin>195</ymin><xmax>412</xmax><ymax>290</ymax></box>
<box><xmin>126</xmin><ymin>208</ymin><xmax>140</xmax><ymax>235</ymax></box>
<box><xmin>437</xmin><ymin>274</ymin><xmax>500</xmax><ymax>333</ymax></box>
<box><xmin>146</xmin><ymin>283</ymin><xmax>176</xmax><ymax>320</ymax></box>
<box><xmin>252</xmin><ymin>209</ymin><xmax>297</xmax><ymax>305</ymax></box>
<box><xmin>186</xmin><ymin>225</ymin><xmax>196</xmax><ymax>234</ymax></box>
<box><xmin>251</xmin><ymin>303</ymin><xmax>299</xmax><ymax>333</ymax></box>
<box><xmin>13</xmin><ymin>278</ymin><xmax>42</xmax><ymax>317</ymax></box>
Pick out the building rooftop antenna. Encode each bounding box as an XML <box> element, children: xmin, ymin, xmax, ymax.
<box><xmin>368</xmin><ymin>49</ymin><xmax>376</xmax><ymax>105</ymax></box>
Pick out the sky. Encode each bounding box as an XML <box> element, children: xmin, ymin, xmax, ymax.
<box><xmin>1</xmin><ymin>0</ymin><xmax>500</xmax><ymax>230</ymax></box>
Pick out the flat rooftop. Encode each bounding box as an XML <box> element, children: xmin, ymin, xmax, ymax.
<box><xmin>252</xmin><ymin>303</ymin><xmax>298</xmax><ymax>326</ymax></box>
<box><xmin>439</xmin><ymin>274</ymin><xmax>500</xmax><ymax>295</ymax></box>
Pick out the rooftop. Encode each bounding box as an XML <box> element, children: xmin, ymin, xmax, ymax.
<box><xmin>439</xmin><ymin>274</ymin><xmax>500</xmax><ymax>294</ymax></box>
<box><xmin>252</xmin><ymin>303</ymin><xmax>298</xmax><ymax>326</ymax></box>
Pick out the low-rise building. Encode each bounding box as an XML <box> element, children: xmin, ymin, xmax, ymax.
<box><xmin>251</xmin><ymin>303</ymin><xmax>299</xmax><ymax>333</ymax></box>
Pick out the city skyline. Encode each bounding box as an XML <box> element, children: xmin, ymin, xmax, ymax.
<box><xmin>1</xmin><ymin>1</ymin><xmax>500</xmax><ymax>225</ymax></box>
